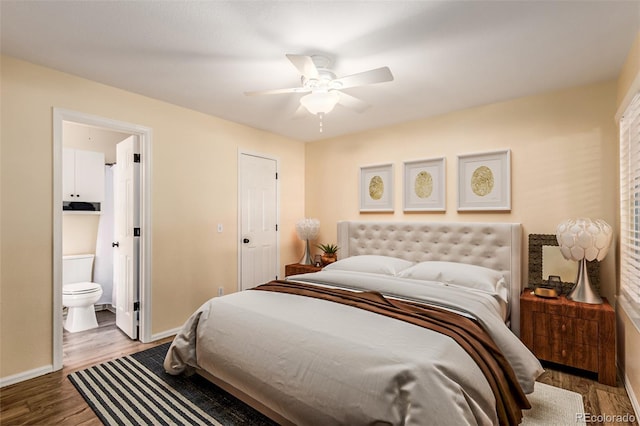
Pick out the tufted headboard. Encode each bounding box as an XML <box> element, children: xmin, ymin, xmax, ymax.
<box><xmin>337</xmin><ymin>221</ymin><xmax>523</xmax><ymax>336</ymax></box>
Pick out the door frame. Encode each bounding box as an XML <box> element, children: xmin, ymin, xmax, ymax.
<box><xmin>237</xmin><ymin>150</ymin><xmax>280</xmax><ymax>292</ymax></box>
<box><xmin>52</xmin><ymin>108</ymin><xmax>153</xmax><ymax>371</ymax></box>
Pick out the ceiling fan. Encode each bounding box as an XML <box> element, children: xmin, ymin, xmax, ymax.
<box><xmin>244</xmin><ymin>54</ymin><xmax>394</xmax><ymax>117</ymax></box>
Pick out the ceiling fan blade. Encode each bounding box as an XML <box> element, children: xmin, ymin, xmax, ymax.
<box><xmin>333</xmin><ymin>67</ymin><xmax>393</xmax><ymax>90</ymax></box>
<box><xmin>337</xmin><ymin>91</ymin><xmax>370</xmax><ymax>113</ymax></box>
<box><xmin>286</xmin><ymin>54</ymin><xmax>319</xmax><ymax>79</ymax></box>
<box><xmin>244</xmin><ymin>87</ymin><xmax>309</xmax><ymax>96</ymax></box>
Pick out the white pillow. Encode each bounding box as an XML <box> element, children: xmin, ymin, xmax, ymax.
<box><xmin>396</xmin><ymin>261</ymin><xmax>506</xmax><ymax>295</ymax></box>
<box><xmin>323</xmin><ymin>255</ymin><xmax>414</xmax><ymax>276</ymax></box>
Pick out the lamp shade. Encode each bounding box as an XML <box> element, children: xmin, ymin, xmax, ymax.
<box><xmin>296</xmin><ymin>218</ymin><xmax>319</xmax><ymax>265</ymax></box>
<box><xmin>296</xmin><ymin>218</ymin><xmax>320</xmax><ymax>240</ymax></box>
<box><xmin>556</xmin><ymin>218</ymin><xmax>612</xmax><ymax>262</ymax></box>
<box><xmin>556</xmin><ymin>218</ymin><xmax>612</xmax><ymax>304</ymax></box>
<box><xmin>300</xmin><ymin>91</ymin><xmax>340</xmax><ymax>115</ymax></box>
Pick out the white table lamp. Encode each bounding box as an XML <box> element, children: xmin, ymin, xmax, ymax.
<box><xmin>296</xmin><ymin>218</ymin><xmax>320</xmax><ymax>265</ymax></box>
<box><xmin>556</xmin><ymin>218</ymin><xmax>612</xmax><ymax>304</ymax></box>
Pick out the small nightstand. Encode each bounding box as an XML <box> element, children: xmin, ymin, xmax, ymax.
<box><xmin>520</xmin><ymin>290</ymin><xmax>616</xmax><ymax>386</ymax></box>
<box><xmin>285</xmin><ymin>263</ymin><xmax>322</xmax><ymax>277</ymax></box>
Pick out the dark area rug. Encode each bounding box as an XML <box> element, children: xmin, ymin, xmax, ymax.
<box><xmin>68</xmin><ymin>342</ymin><xmax>278</xmax><ymax>426</ymax></box>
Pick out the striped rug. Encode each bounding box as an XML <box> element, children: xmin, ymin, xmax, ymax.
<box><xmin>70</xmin><ymin>343</ymin><xmax>584</xmax><ymax>426</ymax></box>
<box><xmin>68</xmin><ymin>343</ymin><xmax>277</xmax><ymax>426</ymax></box>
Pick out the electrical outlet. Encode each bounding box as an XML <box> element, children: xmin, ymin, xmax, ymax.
<box><xmin>217</xmin><ymin>223</ymin><xmax>223</xmax><ymax>233</ymax></box>
<box><xmin>218</xmin><ymin>287</ymin><xmax>224</xmax><ymax>297</ymax></box>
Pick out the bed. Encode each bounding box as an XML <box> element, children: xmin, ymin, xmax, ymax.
<box><xmin>164</xmin><ymin>221</ymin><xmax>543</xmax><ymax>425</ymax></box>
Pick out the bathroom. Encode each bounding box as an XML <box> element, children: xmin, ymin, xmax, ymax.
<box><xmin>62</xmin><ymin>121</ymin><xmax>135</xmax><ymax>351</ymax></box>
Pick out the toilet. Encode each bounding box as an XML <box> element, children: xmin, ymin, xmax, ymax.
<box><xmin>62</xmin><ymin>254</ymin><xmax>103</xmax><ymax>333</ymax></box>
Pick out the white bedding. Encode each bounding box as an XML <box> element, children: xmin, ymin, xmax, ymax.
<box><xmin>164</xmin><ymin>269</ymin><xmax>543</xmax><ymax>426</ymax></box>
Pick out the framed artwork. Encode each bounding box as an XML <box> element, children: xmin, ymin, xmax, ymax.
<box><xmin>403</xmin><ymin>157</ymin><xmax>445</xmax><ymax>212</ymax></box>
<box><xmin>360</xmin><ymin>163</ymin><xmax>394</xmax><ymax>212</ymax></box>
<box><xmin>457</xmin><ymin>149</ymin><xmax>511</xmax><ymax>211</ymax></box>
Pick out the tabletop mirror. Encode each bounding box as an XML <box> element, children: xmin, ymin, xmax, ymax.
<box><xmin>527</xmin><ymin>233</ymin><xmax>600</xmax><ymax>295</ymax></box>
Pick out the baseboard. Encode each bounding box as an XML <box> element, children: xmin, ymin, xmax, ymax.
<box><xmin>94</xmin><ymin>303</ymin><xmax>115</xmax><ymax>312</ymax></box>
<box><xmin>2</xmin><ymin>324</ymin><xmax>176</xmax><ymax>387</ymax></box>
<box><xmin>0</xmin><ymin>364</ymin><xmax>53</xmax><ymax>388</ymax></box>
<box><xmin>150</xmin><ymin>327</ymin><xmax>180</xmax><ymax>342</ymax></box>
<box><xmin>624</xmin><ymin>371</ymin><xmax>640</xmax><ymax>419</ymax></box>
<box><xmin>62</xmin><ymin>304</ymin><xmax>114</xmax><ymax>314</ymax></box>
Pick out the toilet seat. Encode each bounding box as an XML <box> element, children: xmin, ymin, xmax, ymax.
<box><xmin>63</xmin><ymin>282</ymin><xmax>102</xmax><ymax>295</ymax></box>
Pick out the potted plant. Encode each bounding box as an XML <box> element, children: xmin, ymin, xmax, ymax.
<box><xmin>317</xmin><ymin>243</ymin><xmax>339</xmax><ymax>265</ymax></box>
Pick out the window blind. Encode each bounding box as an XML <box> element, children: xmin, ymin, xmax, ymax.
<box><xmin>620</xmin><ymin>93</ymin><xmax>640</xmax><ymax>307</ymax></box>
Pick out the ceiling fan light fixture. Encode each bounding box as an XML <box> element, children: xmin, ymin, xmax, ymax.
<box><xmin>300</xmin><ymin>90</ymin><xmax>340</xmax><ymax>115</ymax></box>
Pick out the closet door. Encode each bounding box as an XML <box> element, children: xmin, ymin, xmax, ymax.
<box><xmin>239</xmin><ymin>153</ymin><xmax>278</xmax><ymax>291</ymax></box>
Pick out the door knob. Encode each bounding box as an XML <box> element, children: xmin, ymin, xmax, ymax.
<box><xmin>112</xmin><ymin>242</ymin><xmax>120</xmax><ymax>247</ymax></box>
<box><xmin>243</xmin><ymin>238</ymin><xmax>250</xmax><ymax>244</ymax></box>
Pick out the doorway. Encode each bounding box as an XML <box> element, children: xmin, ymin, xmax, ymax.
<box><xmin>52</xmin><ymin>108</ymin><xmax>152</xmax><ymax>371</ymax></box>
<box><xmin>238</xmin><ymin>152</ymin><xmax>279</xmax><ymax>291</ymax></box>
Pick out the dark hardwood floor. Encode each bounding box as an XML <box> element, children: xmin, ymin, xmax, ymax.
<box><xmin>1</xmin><ymin>310</ymin><xmax>637</xmax><ymax>425</ymax></box>
<box><xmin>0</xmin><ymin>310</ymin><xmax>173</xmax><ymax>425</ymax></box>
<box><xmin>537</xmin><ymin>363</ymin><xmax>638</xmax><ymax>425</ymax></box>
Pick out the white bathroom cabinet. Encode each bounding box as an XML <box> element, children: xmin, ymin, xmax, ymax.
<box><xmin>63</xmin><ymin>148</ymin><xmax>105</xmax><ymax>203</ymax></box>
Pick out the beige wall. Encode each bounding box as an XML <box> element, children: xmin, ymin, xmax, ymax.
<box><xmin>617</xmin><ymin>32</ymin><xmax>640</xmax><ymax>110</ymax></box>
<box><xmin>305</xmin><ymin>81</ymin><xmax>618</xmax><ymax>302</ymax></box>
<box><xmin>62</xmin><ymin>214</ymin><xmax>100</xmax><ymax>255</ymax></box>
<box><xmin>0</xmin><ymin>56</ymin><xmax>306</xmax><ymax>378</ymax></box>
<box><xmin>616</xmin><ymin>31</ymin><xmax>640</xmax><ymax>413</ymax></box>
<box><xmin>63</xmin><ymin>122</ymin><xmax>130</xmax><ymax>164</ymax></box>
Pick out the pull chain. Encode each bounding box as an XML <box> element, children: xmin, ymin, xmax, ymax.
<box><xmin>319</xmin><ymin>112</ymin><xmax>324</xmax><ymax>133</ymax></box>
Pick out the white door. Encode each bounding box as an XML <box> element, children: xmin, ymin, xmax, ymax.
<box><xmin>240</xmin><ymin>153</ymin><xmax>278</xmax><ymax>290</ymax></box>
<box><xmin>113</xmin><ymin>135</ymin><xmax>139</xmax><ymax>339</ymax></box>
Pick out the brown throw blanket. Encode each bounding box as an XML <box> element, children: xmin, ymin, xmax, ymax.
<box><xmin>253</xmin><ymin>280</ymin><xmax>530</xmax><ymax>426</ymax></box>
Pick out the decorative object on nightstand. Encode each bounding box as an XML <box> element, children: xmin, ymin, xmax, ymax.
<box><xmin>556</xmin><ymin>218</ymin><xmax>612</xmax><ymax>304</ymax></box>
<box><xmin>296</xmin><ymin>218</ymin><xmax>320</xmax><ymax>265</ymax></box>
<box><xmin>533</xmin><ymin>275</ymin><xmax>562</xmax><ymax>298</ymax></box>
<box><xmin>527</xmin><ymin>233</ymin><xmax>600</xmax><ymax>295</ymax></box>
<box><xmin>317</xmin><ymin>243</ymin><xmax>339</xmax><ymax>265</ymax></box>
<box><xmin>520</xmin><ymin>291</ymin><xmax>616</xmax><ymax>386</ymax></box>
<box><xmin>533</xmin><ymin>286</ymin><xmax>557</xmax><ymax>298</ymax></box>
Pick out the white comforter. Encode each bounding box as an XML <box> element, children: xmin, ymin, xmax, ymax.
<box><xmin>164</xmin><ymin>270</ymin><xmax>543</xmax><ymax>425</ymax></box>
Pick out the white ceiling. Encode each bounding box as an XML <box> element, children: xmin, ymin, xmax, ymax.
<box><xmin>1</xmin><ymin>1</ymin><xmax>638</xmax><ymax>142</ymax></box>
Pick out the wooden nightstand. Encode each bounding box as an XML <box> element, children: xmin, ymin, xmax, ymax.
<box><xmin>285</xmin><ymin>263</ymin><xmax>322</xmax><ymax>277</ymax></box>
<box><xmin>520</xmin><ymin>290</ymin><xmax>616</xmax><ymax>386</ymax></box>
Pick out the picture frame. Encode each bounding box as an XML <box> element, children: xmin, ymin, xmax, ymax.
<box><xmin>403</xmin><ymin>157</ymin><xmax>446</xmax><ymax>212</ymax></box>
<box><xmin>457</xmin><ymin>149</ymin><xmax>511</xmax><ymax>211</ymax></box>
<box><xmin>359</xmin><ymin>163</ymin><xmax>394</xmax><ymax>212</ymax></box>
